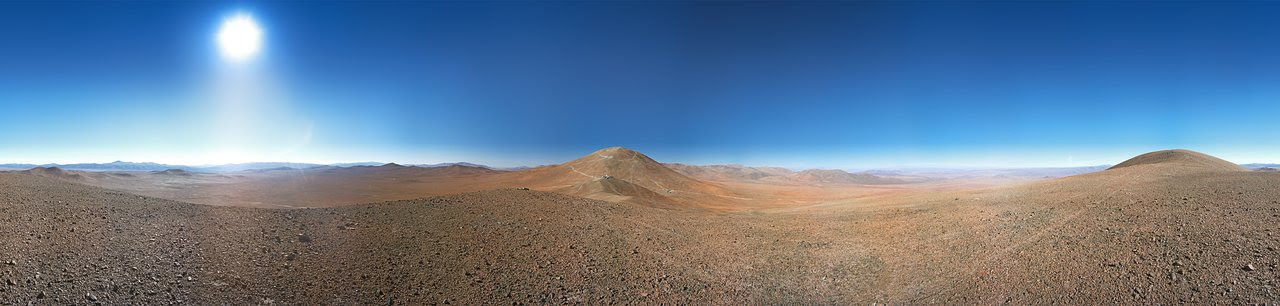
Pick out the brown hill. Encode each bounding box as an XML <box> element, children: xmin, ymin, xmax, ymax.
<box><xmin>424</xmin><ymin>164</ymin><xmax>502</xmax><ymax>176</ymax></box>
<box><xmin>504</xmin><ymin>147</ymin><xmax>735</xmax><ymax>205</ymax></box>
<box><xmin>313</xmin><ymin>163</ymin><xmax>498</xmax><ymax>177</ymax></box>
<box><xmin>20</xmin><ymin>166</ymin><xmax>83</xmax><ymax>180</ymax></box>
<box><xmin>560</xmin><ymin>175</ymin><xmax>672</xmax><ymax>206</ymax></box>
<box><xmin>1107</xmin><ymin>149</ymin><xmax>1244</xmax><ymax>172</ymax></box>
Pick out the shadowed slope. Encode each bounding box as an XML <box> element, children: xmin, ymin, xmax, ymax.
<box><xmin>564</xmin><ymin>147</ymin><xmax>722</xmax><ymax>192</ymax></box>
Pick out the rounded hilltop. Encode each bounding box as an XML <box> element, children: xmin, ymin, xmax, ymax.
<box><xmin>20</xmin><ymin>166</ymin><xmax>84</xmax><ymax>180</ymax></box>
<box><xmin>566</xmin><ymin>146</ymin><xmax>670</xmax><ymax>176</ymax></box>
<box><xmin>589</xmin><ymin>146</ymin><xmax>648</xmax><ymax>159</ymax></box>
<box><xmin>507</xmin><ymin>146</ymin><xmax>737</xmax><ymax>206</ymax></box>
<box><xmin>1108</xmin><ymin>149</ymin><xmax>1245</xmax><ymax>172</ymax></box>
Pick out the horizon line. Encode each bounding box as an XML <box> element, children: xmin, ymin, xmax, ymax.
<box><xmin>1</xmin><ymin>147</ymin><xmax>1277</xmax><ymax>170</ymax></box>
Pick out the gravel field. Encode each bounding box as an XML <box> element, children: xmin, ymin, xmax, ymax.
<box><xmin>2</xmin><ymin>150</ymin><xmax>1279</xmax><ymax>304</ymax></box>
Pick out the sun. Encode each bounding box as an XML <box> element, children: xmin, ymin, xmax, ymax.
<box><xmin>217</xmin><ymin>14</ymin><xmax>263</xmax><ymax>62</ymax></box>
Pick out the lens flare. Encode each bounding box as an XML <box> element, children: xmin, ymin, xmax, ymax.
<box><xmin>217</xmin><ymin>14</ymin><xmax>262</xmax><ymax>61</ymax></box>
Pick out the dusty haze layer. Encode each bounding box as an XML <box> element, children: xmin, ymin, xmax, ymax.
<box><xmin>2</xmin><ymin>148</ymin><xmax>1279</xmax><ymax>304</ymax></box>
<box><xmin>13</xmin><ymin>147</ymin><xmax>1081</xmax><ymax>210</ymax></box>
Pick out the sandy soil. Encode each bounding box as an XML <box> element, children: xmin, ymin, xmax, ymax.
<box><xmin>2</xmin><ymin>149</ymin><xmax>1278</xmax><ymax>304</ymax></box>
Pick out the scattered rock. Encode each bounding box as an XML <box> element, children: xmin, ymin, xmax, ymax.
<box><xmin>0</xmin><ymin>154</ymin><xmax>1276</xmax><ymax>304</ymax></box>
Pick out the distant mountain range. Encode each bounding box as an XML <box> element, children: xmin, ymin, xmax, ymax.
<box><xmin>0</xmin><ymin>161</ymin><xmax>180</xmax><ymax>172</ymax></box>
<box><xmin>5</xmin><ymin>159</ymin><xmax>1263</xmax><ymax>174</ymax></box>
<box><xmin>410</xmin><ymin>162</ymin><xmax>536</xmax><ymax>171</ymax></box>
<box><xmin>1242</xmin><ymin>163</ymin><xmax>1280</xmax><ymax>170</ymax></box>
<box><xmin>412</xmin><ymin>162</ymin><xmax>489</xmax><ymax>169</ymax></box>
<box><xmin>0</xmin><ymin>161</ymin><xmax>521</xmax><ymax>173</ymax></box>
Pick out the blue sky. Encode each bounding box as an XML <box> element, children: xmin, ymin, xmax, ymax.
<box><xmin>2</xmin><ymin>2</ymin><xmax>1280</xmax><ymax>168</ymax></box>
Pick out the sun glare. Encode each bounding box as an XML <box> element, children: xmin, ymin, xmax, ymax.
<box><xmin>217</xmin><ymin>14</ymin><xmax>262</xmax><ymax>62</ymax></box>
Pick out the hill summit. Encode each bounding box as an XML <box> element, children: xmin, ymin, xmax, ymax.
<box><xmin>509</xmin><ymin>147</ymin><xmax>734</xmax><ymax>206</ymax></box>
<box><xmin>1108</xmin><ymin>149</ymin><xmax>1244</xmax><ymax>172</ymax></box>
<box><xmin>559</xmin><ymin>147</ymin><xmax>729</xmax><ymax>195</ymax></box>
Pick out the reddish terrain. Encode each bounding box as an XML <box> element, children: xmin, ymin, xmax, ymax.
<box><xmin>3</xmin><ymin>148</ymin><xmax>1278</xmax><ymax>304</ymax></box>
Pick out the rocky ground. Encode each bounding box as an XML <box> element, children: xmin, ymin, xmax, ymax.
<box><xmin>2</xmin><ymin>153</ymin><xmax>1279</xmax><ymax>304</ymax></box>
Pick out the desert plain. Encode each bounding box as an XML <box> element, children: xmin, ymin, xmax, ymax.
<box><xmin>1</xmin><ymin>147</ymin><xmax>1279</xmax><ymax>304</ymax></box>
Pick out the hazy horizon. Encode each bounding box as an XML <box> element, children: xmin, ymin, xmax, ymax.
<box><xmin>6</xmin><ymin>146</ymin><xmax>1280</xmax><ymax>172</ymax></box>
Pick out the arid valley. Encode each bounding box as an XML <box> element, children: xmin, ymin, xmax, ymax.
<box><xmin>2</xmin><ymin>147</ymin><xmax>1278</xmax><ymax>304</ymax></box>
